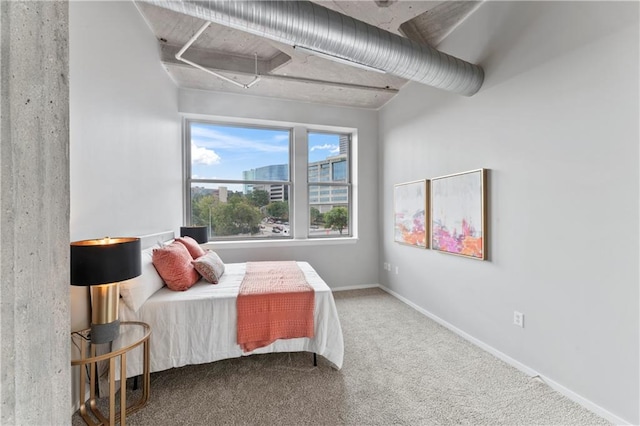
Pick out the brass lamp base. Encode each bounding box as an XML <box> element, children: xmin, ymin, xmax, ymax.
<box><xmin>90</xmin><ymin>283</ymin><xmax>120</xmax><ymax>344</ymax></box>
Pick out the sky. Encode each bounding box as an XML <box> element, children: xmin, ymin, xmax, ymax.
<box><xmin>190</xmin><ymin>122</ymin><xmax>342</xmax><ymax>183</ymax></box>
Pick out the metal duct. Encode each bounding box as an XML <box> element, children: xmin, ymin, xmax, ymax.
<box><xmin>147</xmin><ymin>0</ymin><xmax>484</xmax><ymax>96</ymax></box>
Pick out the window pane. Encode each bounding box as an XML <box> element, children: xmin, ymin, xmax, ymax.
<box><xmin>309</xmin><ymin>185</ymin><xmax>350</xmax><ymax>237</ymax></box>
<box><xmin>332</xmin><ymin>159</ymin><xmax>347</xmax><ymax>181</ymax></box>
<box><xmin>190</xmin><ymin>122</ymin><xmax>290</xmax><ymax>181</ymax></box>
<box><xmin>308</xmin><ymin>133</ymin><xmax>348</xmax><ymax>183</ymax></box>
<box><xmin>191</xmin><ymin>183</ymin><xmax>291</xmax><ymax>240</ymax></box>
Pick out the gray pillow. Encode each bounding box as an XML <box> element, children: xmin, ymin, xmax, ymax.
<box><xmin>192</xmin><ymin>251</ymin><xmax>225</xmax><ymax>284</ymax></box>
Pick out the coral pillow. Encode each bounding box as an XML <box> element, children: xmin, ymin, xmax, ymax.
<box><xmin>192</xmin><ymin>251</ymin><xmax>225</xmax><ymax>284</ymax></box>
<box><xmin>175</xmin><ymin>236</ymin><xmax>206</xmax><ymax>259</ymax></box>
<box><xmin>152</xmin><ymin>242</ymin><xmax>200</xmax><ymax>291</ymax></box>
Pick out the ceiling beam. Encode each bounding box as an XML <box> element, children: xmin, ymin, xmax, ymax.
<box><xmin>162</xmin><ymin>60</ymin><xmax>399</xmax><ymax>93</ymax></box>
<box><xmin>400</xmin><ymin>1</ymin><xmax>485</xmax><ymax>47</ymax></box>
<box><xmin>160</xmin><ymin>43</ymin><xmax>291</xmax><ymax>75</ymax></box>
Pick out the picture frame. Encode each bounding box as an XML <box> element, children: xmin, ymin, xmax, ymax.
<box><xmin>394</xmin><ymin>179</ymin><xmax>428</xmax><ymax>248</ymax></box>
<box><xmin>430</xmin><ymin>169</ymin><xmax>487</xmax><ymax>260</ymax></box>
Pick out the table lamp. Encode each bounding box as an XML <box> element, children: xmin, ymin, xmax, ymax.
<box><xmin>180</xmin><ymin>226</ymin><xmax>208</xmax><ymax>244</ymax></box>
<box><xmin>70</xmin><ymin>237</ymin><xmax>141</xmax><ymax>344</ymax></box>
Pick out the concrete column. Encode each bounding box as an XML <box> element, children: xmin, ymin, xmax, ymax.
<box><xmin>1</xmin><ymin>1</ymin><xmax>70</xmax><ymax>424</ymax></box>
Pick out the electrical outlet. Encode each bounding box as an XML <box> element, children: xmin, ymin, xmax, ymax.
<box><xmin>513</xmin><ymin>311</ymin><xmax>524</xmax><ymax>328</ymax></box>
<box><xmin>394</xmin><ymin>266</ymin><xmax>399</xmax><ymax>275</ymax></box>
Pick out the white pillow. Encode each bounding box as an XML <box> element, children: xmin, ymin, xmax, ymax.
<box><xmin>119</xmin><ymin>248</ymin><xmax>165</xmax><ymax>312</ymax></box>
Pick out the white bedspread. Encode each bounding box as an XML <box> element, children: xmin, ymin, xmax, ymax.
<box><xmin>115</xmin><ymin>262</ymin><xmax>344</xmax><ymax>377</ymax></box>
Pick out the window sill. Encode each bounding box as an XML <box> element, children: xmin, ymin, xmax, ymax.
<box><xmin>202</xmin><ymin>237</ymin><xmax>358</xmax><ymax>250</ymax></box>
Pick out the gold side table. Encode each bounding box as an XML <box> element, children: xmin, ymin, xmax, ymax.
<box><xmin>71</xmin><ymin>321</ymin><xmax>151</xmax><ymax>426</ymax></box>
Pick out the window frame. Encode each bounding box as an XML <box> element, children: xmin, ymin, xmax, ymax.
<box><xmin>184</xmin><ymin>119</ymin><xmax>293</xmax><ymax>241</ymax></box>
<box><xmin>307</xmin><ymin>131</ymin><xmax>352</xmax><ymax>239</ymax></box>
<box><xmin>183</xmin><ymin>116</ymin><xmax>357</xmax><ymax>246</ymax></box>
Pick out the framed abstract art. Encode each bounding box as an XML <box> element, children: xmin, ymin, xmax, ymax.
<box><xmin>394</xmin><ymin>180</ymin><xmax>428</xmax><ymax>248</ymax></box>
<box><xmin>430</xmin><ymin>169</ymin><xmax>487</xmax><ymax>260</ymax></box>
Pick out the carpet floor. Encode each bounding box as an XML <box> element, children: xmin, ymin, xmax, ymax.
<box><xmin>73</xmin><ymin>288</ymin><xmax>609</xmax><ymax>425</ymax></box>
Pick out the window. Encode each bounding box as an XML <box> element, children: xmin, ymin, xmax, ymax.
<box><xmin>186</xmin><ymin>121</ymin><xmax>291</xmax><ymax>240</ymax></box>
<box><xmin>185</xmin><ymin>120</ymin><xmax>353</xmax><ymax>242</ymax></box>
<box><xmin>308</xmin><ymin>132</ymin><xmax>351</xmax><ymax>238</ymax></box>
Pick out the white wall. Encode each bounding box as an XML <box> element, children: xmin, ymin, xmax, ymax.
<box><xmin>378</xmin><ymin>2</ymin><xmax>638</xmax><ymax>424</ymax></box>
<box><xmin>69</xmin><ymin>0</ymin><xmax>180</xmax><ymax>414</ymax></box>
<box><xmin>180</xmin><ymin>89</ymin><xmax>379</xmax><ymax>289</ymax></box>
<box><xmin>70</xmin><ymin>0</ymin><xmax>181</xmax><ymax>331</ymax></box>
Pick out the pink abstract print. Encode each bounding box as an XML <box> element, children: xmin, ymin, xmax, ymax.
<box><xmin>394</xmin><ymin>180</ymin><xmax>427</xmax><ymax>248</ymax></box>
<box><xmin>399</xmin><ymin>211</ymin><xmax>426</xmax><ymax>246</ymax></box>
<box><xmin>431</xmin><ymin>169</ymin><xmax>485</xmax><ymax>259</ymax></box>
<box><xmin>432</xmin><ymin>218</ymin><xmax>483</xmax><ymax>258</ymax></box>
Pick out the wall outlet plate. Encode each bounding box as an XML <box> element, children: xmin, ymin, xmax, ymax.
<box><xmin>513</xmin><ymin>311</ymin><xmax>524</xmax><ymax>328</ymax></box>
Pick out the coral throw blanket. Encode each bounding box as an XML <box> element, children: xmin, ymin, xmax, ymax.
<box><xmin>237</xmin><ymin>261</ymin><xmax>315</xmax><ymax>352</ymax></box>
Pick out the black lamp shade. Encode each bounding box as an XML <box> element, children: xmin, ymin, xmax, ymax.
<box><xmin>180</xmin><ymin>226</ymin><xmax>208</xmax><ymax>244</ymax></box>
<box><xmin>70</xmin><ymin>237</ymin><xmax>141</xmax><ymax>286</ymax></box>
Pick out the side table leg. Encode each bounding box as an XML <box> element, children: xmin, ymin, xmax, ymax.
<box><xmin>77</xmin><ymin>343</ymin><xmax>91</xmax><ymax>424</ymax></box>
<box><xmin>109</xmin><ymin>357</ymin><xmax>116</xmax><ymax>426</ymax></box>
<box><xmin>87</xmin><ymin>345</ymin><xmax>108</xmax><ymax>425</ymax></box>
<box><xmin>143</xmin><ymin>339</ymin><xmax>150</xmax><ymax>403</ymax></box>
<box><xmin>120</xmin><ymin>353</ymin><xmax>127</xmax><ymax>426</ymax></box>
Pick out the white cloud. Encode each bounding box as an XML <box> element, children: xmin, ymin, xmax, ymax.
<box><xmin>310</xmin><ymin>143</ymin><xmax>339</xmax><ymax>153</ymax></box>
<box><xmin>191</xmin><ymin>143</ymin><xmax>221</xmax><ymax>165</ymax></box>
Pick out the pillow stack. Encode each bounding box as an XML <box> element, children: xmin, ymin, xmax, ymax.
<box><xmin>152</xmin><ymin>237</ymin><xmax>204</xmax><ymax>291</ymax></box>
<box><xmin>151</xmin><ymin>236</ymin><xmax>226</xmax><ymax>290</ymax></box>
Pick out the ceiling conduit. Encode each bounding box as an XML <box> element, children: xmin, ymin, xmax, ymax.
<box><xmin>146</xmin><ymin>0</ymin><xmax>484</xmax><ymax>96</ymax></box>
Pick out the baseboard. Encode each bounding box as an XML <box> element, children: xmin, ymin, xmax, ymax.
<box><xmin>378</xmin><ymin>285</ymin><xmax>631</xmax><ymax>426</ymax></box>
<box><xmin>331</xmin><ymin>283</ymin><xmax>381</xmax><ymax>292</ymax></box>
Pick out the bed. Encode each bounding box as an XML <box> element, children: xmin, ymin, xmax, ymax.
<box><xmin>113</xmin><ymin>232</ymin><xmax>344</xmax><ymax>378</ymax></box>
